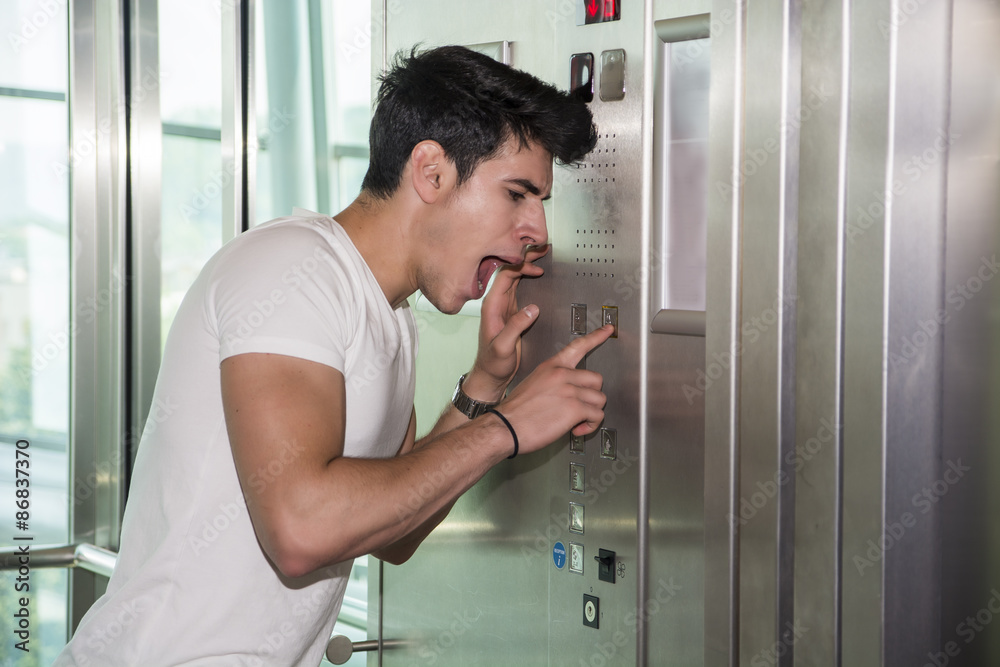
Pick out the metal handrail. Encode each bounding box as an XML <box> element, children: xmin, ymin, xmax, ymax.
<box><xmin>0</xmin><ymin>543</ymin><xmax>118</xmax><ymax>578</ymax></box>
<box><xmin>1</xmin><ymin>543</ymin><xmax>393</xmax><ymax>663</ymax></box>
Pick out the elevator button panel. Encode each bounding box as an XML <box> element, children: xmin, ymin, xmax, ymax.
<box><xmin>569</xmin><ymin>542</ymin><xmax>585</xmax><ymax>574</ymax></box>
<box><xmin>570</xmin><ymin>463</ymin><xmax>586</xmax><ymax>493</ymax></box>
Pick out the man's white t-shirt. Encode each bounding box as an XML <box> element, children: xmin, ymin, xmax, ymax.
<box><xmin>53</xmin><ymin>212</ymin><xmax>417</xmax><ymax>666</ymax></box>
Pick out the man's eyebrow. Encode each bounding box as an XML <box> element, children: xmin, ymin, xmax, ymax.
<box><xmin>505</xmin><ymin>178</ymin><xmax>552</xmax><ymax>201</ymax></box>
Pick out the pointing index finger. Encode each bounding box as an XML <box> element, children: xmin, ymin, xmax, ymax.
<box><xmin>558</xmin><ymin>324</ymin><xmax>615</xmax><ymax>368</ymax></box>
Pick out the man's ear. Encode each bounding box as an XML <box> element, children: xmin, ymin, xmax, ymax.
<box><xmin>409</xmin><ymin>140</ymin><xmax>457</xmax><ymax>204</ymax></box>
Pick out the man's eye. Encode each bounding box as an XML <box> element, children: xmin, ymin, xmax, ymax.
<box><xmin>508</xmin><ymin>190</ymin><xmax>526</xmax><ymax>201</ymax></box>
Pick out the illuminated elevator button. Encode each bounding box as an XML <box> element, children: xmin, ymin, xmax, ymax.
<box><xmin>571</xmin><ymin>303</ymin><xmax>588</xmax><ymax>335</ymax></box>
<box><xmin>570</xmin><ymin>463</ymin><xmax>585</xmax><ymax>493</ymax></box>
<box><xmin>569</xmin><ymin>542</ymin><xmax>585</xmax><ymax>574</ymax></box>
<box><xmin>602</xmin><ymin>305</ymin><xmax>618</xmax><ymax>338</ymax></box>
<box><xmin>570</xmin><ymin>433</ymin><xmax>586</xmax><ymax>454</ymax></box>
<box><xmin>569</xmin><ymin>502</ymin><xmax>584</xmax><ymax>534</ymax></box>
<box><xmin>599</xmin><ymin>428</ymin><xmax>617</xmax><ymax>460</ymax></box>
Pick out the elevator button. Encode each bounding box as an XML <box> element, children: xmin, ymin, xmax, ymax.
<box><xmin>569</xmin><ymin>542</ymin><xmax>584</xmax><ymax>574</ymax></box>
<box><xmin>583</xmin><ymin>594</ymin><xmax>600</xmax><ymax>629</ymax></box>
<box><xmin>570</xmin><ymin>52</ymin><xmax>595</xmax><ymax>103</ymax></box>
<box><xmin>594</xmin><ymin>548</ymin><xmax>616</xmax><ymax>584</ymax></box>
<box><xmin>599</xmin><ymin>428</ymin><xmax>617</xmax><ymax>460</ymax></box>
<box><xmin>600</xmin><ymin>49</ymin><xmax>626</xmax><ymax>102</ymax></box>
<box><xmin>571</xmin><ymin>303</ymin><xmax>588</xmax><ymax>335</ymax></box>
<box><xmin>570</xmin><ymin>463</ymin><xmax>586</xmax><ymax>493</ymax></box>
<box><xmin>569</xmin><ymin>502</ymin><xmax>584</xmax><ymax>534</ymax></box>
<box><xmin>570</xmin><ymin>433</ymin><xmax>586</xmax><ymax>454</ymax></box>
<box><xmin>602</xmin><ymin>305</ymin><xmax>618</xmax><ymax>338</ymax></box>
<box><xmin>553</xmin><ymin>541</ymin><xmax>567</xmax><ymax>570</ymax></box>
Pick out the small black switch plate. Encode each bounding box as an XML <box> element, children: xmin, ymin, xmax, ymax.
<box><xmin>595</xmin><ymin>548</ymin><xmax>616</xmax><ymax>584</ymax></box>
<box><xmin>583</xmin><ymin>594</ymin><xmax>600</xmax><ymax>629</ymax></box>
<box><xmin>570</xmin><ymin>53</ymin><xmax>595</xmax><ymax>103</ymax></box>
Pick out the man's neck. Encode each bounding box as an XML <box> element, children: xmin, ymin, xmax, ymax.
<box><xmin>333</xmin><ymin>193</ymin><xmax>418</xmax><ymax>309</ymax></box>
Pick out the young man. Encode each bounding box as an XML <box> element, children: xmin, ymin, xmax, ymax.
<box><xmin>55</xmin><ymin>46</ymin><xmax>612</xmax><ymax>666</ymax></box>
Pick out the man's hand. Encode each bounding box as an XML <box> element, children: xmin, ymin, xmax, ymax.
<box><xmin>493</xmin><ymin>323</ymin><xmax>615</xmax><ymax>455</ymax></box>
<box><xmin>463</xmin><ymin>245</ymin><xmax>550</xmax><ymax>402</ymax></box>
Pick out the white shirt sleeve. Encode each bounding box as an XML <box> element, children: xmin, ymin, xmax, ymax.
<box><xmin>210</xmin><ymin>221</ymin><xmax>356</xmax><ymax>372</ymax></box>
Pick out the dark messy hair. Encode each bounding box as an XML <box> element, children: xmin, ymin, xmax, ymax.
<box><xmin>361</xmin><ymin>45</ymin><xmax>597</xmax><ymax>199</ymax></box>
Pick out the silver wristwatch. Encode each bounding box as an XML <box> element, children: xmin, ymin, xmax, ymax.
<box><xmin>451</xmin><ymin>374</ymin><xmax>498</xmax><ymax>419</ymax></box>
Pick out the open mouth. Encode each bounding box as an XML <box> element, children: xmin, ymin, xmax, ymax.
<box><xmin>475</xmin><ymin>255</ymin><xmax>520</xmax><ymax>298</ymax></box>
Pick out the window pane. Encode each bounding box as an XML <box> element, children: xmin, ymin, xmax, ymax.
<box><xmin>160</xmin><ymin>135</ymin><xmax>225</xmax><ymax>342</ymax></box>
<box><xmin>0</xmin><ymin>94</ymin><xmax>70</xmax><ymax>663</ymax></box>
<box><xmin>0</xmin><ymin>0</ymin><xmax>68</xmax><ymax>93</ymax></box>
<box><xmin>158</xmin><ymin>0</ymin><xmax>221</xmax><ymax>127</ymax></box>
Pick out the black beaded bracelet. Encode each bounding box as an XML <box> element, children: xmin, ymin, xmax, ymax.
<box><xmin>485</xmin><ymin>407</ymin><xmax>519</xmax><ymax>459</ymax></box>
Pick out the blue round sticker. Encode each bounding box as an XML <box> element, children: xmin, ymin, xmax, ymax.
<box><xmin>553</xmin><ymin>541</ymin><xmax>567</xmax><ymax>569</ymax></box>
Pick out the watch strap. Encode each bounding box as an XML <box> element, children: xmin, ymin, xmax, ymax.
<box><xmin>451</xmin><ymin>374</ymin><xmax>499</xmax><ymax>419</ymax></box>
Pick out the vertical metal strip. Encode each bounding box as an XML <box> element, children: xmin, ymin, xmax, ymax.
<box><xmin>127</xmin><ymin>0</ymin><xmax>162</xmax><ymax>476</ymax></box>
<box><xmin>737</xmin><ymin>1</ymin><xmax>800</xmax><ymax>664</ymax></box>
<box><xmin>68</xmin><ymin>0</ymin><xmax>127</xmax><ymax>630</ymax></box>
<box><xmin>704</xmin><ymin>1</ymin><xmax>746</xmax><ymax>665</ymax></box>
<box><xmin>637</xmin><ymin>4</ymin><xmax>655</xmax><ymax>665</ymax></box>
<box><xmin>221</xmin><ymin>0</ymin><xmax>244</xmax><ymax>240</ymax></box>
<box><xmin>793</xmin><ymin>0</ymin><xmax>850</xmax><ymax>663</ymax></box>
<box><xmin>244</xmin><ymin>0</ymin><xmax>256</xmax><ymax>228</ymax></box>
<box><xmin>840</xmin><ymin>0</ymin><xmax>893</xmax><ymax>660</ymax></box>
<box><xmin>307</xmin><ymin>0</ymin><xmax>330</xmax><ymax>214</ymax></box>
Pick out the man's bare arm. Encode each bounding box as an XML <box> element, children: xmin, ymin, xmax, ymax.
<box><xmin>221</xmin><ymin>326</ymin><xmax>611</xmax><ymax>578</ymax></box>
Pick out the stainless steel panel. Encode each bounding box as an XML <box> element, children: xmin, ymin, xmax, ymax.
<box><xmin>702</xmin><ymin>1</ymin><xmax>745</xmax><ymax>665</ymax></box>
<box><xmin>793</xmin><ymin>0</ymin><xmax>847</xmax><ymax>663</ymax></box>
<box><xmin>68</xmin><ymin>0</ymin><xmax>127</xmax><ymax>628</ymax></box>
<box><xmin>879</xmin><ymin>2</ymin><xmax>951</xmax><ymax>662</ymax></box>
<box><xmin>127</xmin><ymin>0</ymin><xmax>162</xmax><ymax>472</ymax></box>
<box><xmin>738</xmin><ymin>2</ymin><xmax>800</xmax><ymax>665</ymax></box>
<box><xmin>940</xmin><ymin>4</ymin><xmax>1000</xmax><ymax>665</ymax></box>
<box><xmin>839</xmin><ymin>0</ymin><xmax>892</xmax><ymax>660</ymax></box>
